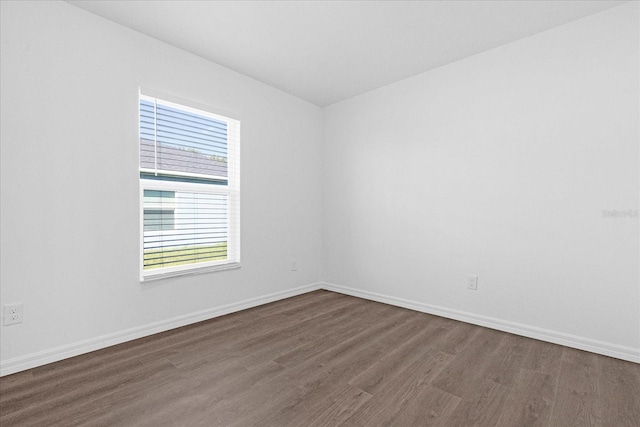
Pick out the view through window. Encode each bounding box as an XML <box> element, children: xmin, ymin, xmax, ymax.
<box><xmin>139</xmin><ymin>92</ymin><xmax>240</xmax><ymax>280</ymax></box>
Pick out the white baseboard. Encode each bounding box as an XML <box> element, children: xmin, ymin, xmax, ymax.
<box><xmin>0</xmin><ymin>283</ymin><xmax>322</xmax><ymax>377</ymax></box>
<box><xmin>321</xmin><ymin>282</ymin><xmax>640</xmax><ymax>364</ymax></box>
<box><xmin>3</xmin><ymin>280</ymin><xmax>637</xmax><ymax>376</ymax></box>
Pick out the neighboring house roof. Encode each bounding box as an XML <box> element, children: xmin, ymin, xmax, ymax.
<box><xmin>140</xmin><ymin>139</ymin><xmax>227</xmax><ymax>178</ymax></box>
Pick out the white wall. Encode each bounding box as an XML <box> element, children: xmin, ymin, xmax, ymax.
<box><xmin>0</xmin><ymin>0</ymin><xmax>323</xmax><ymax>373</ymax></box>
<box><xmin>2</xmin><ymin>1</ymin><xmax>638</xmax><ymax>375</ymax></box>
<box><xmin>324</xmin><ymin>3</ymin><xmax>639</xmax><ymax>360</ymax></box>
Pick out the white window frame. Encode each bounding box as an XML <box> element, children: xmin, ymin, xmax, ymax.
<box><xmin>139</xmin><ymin>89</ymin><xmax>240</xmax><ymax>282</ymax></box>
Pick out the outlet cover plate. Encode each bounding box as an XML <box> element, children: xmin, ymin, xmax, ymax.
<box><xmin>467</xmin><ymin>275</ymin><xmax>478</xmax><ymax>290</ymax></box>
<box><xmin>4</xmin><ymin>303</ymin><xmax>24</xmax><ymax>325</ymax></box>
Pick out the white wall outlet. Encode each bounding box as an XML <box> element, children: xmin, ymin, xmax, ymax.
<box><xmin>467</xmin><ymin>275</ymin><xmax>478</xmax><ymax>290</ymax></box>
<box><xmin>291</xmin><ymin>260</ymin><xmax>298</xmax><ymax>271</ymax></box>
<box><xmin>4</xmin><ymin>303</ymin><xmax>24</xmax><ymax>325</ymax></box>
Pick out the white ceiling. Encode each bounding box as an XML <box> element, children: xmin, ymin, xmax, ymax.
<box><xmin>66</xmin><ymin>0</ymin><xmax>626</xmax><ymax>107</ymax></box>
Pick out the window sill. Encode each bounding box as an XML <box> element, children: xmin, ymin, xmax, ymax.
<box><xmin>140</xmin><ymin>262</ymin><xmax>241</xmax><ymax>283</ymax></box>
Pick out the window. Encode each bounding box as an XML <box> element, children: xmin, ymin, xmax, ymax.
<box><xmin>139</xmin><ymin>90</ymin><xmax>240</xmax><ymax>281</ymax></box>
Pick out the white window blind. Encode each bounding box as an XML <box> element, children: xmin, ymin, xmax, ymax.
<box><xmin>139</xmin><ymin>91</ymin><xmax>240</xmax><ymax>281</ymax></box>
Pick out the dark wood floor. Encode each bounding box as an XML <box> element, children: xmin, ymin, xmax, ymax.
<box><xmin>1</xmin><ymin>290</ymin><xmax>639</xmax><ymax>426</ymax></box>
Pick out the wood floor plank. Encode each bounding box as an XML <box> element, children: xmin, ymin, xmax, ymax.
<box><xmin>340</xmin><ymin>349</ymin><xmax>454</xmax><ymax>426</ymax></box>
<box><xmin>1</xmin><ymin>357</ymin><xmax>179</xmax><ymax>426</ymax></box>
<box><xmin>277</xmin><ymin>309</ymin><xmax>417</xmax><ymax>395</ymax></box>
<box><xmin>431</xmin><ymin>327</ymin><xmax>503</xmax><ymax>397</ymax></box>
<box><xmin>233</xmin><ymin>297</ymin><xmax>365</xmax><ymax>369</ymax></box>
<box><xmin>144</xmin><ymin>361</ymin><xmax>288</xmax><ymax>427</ymax></box>
<box><xmin>272</xmin><ymin>301</ymin><xmax>400</xmax><ymax>368</ymax></box>
<box><xmin>481</xmin><ymin>332</ymin><xmax>530</xmax><ymax>387</ymax></box>
<box><xmin>494</xmin><ymin>368</ymin><xmax>557</xmax><ymax>427</ymax></box>
<box><xmin>596</xmin><ymin>355</ymin><xmax>640</xmax><ymax>426</ymax></box>
<box><xmin>196</xmin><ymin>306</ymin><xmax>411</xmax><ymax>426</ymax></box>
<box><xmin>304</xmin><ymin>385</ymin><xmax>372</xmax><ymax>427</ymax></box>
<box><xmin>347</xmin><ymin>321</ymin><xmax>446</xmax><ymax>395</ymax></box>
<box><xmin>444</xmin><ymin>378</ymin><xmax>511</xmax><ymax>427</ymax></box>
<box><xmin>385</xmin><ymin>384</ymin><xmax>460</xmax><ymax>427</ymax></box>
<box><xmin>521</xmin><ymin>338</ymin><xmax>563</xmax><ymax>374</ymax></box>
<box><xmin>547</xmin><ymin>347</ymin><xmax>602</xmax><ymax>426</ymax></box>
<box><xmin>436</xmin><ymin>319</ymin><xmax>479</xmax><ymax>355</ymax></box>
<box><xmin>252</xmin><ymin>290</ymin><xmax>339</xmax><ymax>315</ymax></box>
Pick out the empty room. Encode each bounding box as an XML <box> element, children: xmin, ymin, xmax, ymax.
<box><xmin>1</xmin><ymin>0</ymin><xmax>639</xmax><ymax>425</ymax></box>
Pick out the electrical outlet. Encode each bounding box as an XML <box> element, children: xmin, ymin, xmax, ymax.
<box><xmin>4</xmin><ymin>303</ymin><xmax>24</xmax><ymax>325</ymax></box>
<box><xmin>467</xmin><ymin>275</ymin><xmax>478</xmax><ymax>291</ymax></box>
